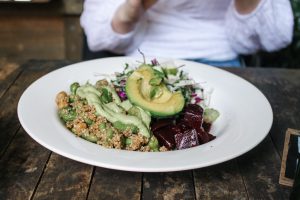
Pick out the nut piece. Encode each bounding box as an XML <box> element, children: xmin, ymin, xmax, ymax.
<box><xmin>73</xmin><ymin>121</ymin><xmax>88</xmax><ymax>135</ymax></box>
<box><xmin>56</xmin><ymin>91</ymin><xmax>69</xmax><ymax>109</ymax></box>
<box><xmin>96</xmin><ymin>79</ymin><xmax>108</xmax><ymax>87</ymax></box>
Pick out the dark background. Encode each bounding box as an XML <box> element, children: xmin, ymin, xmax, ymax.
<box><xmin>0</xmin><ymin>0</ymin><xmax>300</xmax><ymax>68</ymax></box>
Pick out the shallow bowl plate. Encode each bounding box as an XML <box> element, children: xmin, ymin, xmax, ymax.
<box><xmin>18</xmin><ymin>57</ymin><xmax>273</xmax><ymax>172</ymax></box>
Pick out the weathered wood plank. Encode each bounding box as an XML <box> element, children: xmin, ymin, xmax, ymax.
<box><xmin>33</xmin><ymin>153</ymin><xmax>93</xmax><ymax>200</ymax></box>
<box><xmin>223</xmin><ymin>68</ymin><xmax>297</xmax><ymax>199</ymax></box>
<box><xmin>0</xmin><ymin>16</ymin><xmax>65</xmax><ymax>62</ymax></box>
<box><xmin>0</xmin><ymin>128</ymin><xmax>51</xmax><ymax>199</ymax></box>
<box><xmin>0</xmin><ymin>59</ymin><xmax>21</xmax><ymax>99</ymax></box>
<box><xmin>10</xmin><ymin>61</ymin><xmax>92</xmax><ymax>199</ymax></box>
<box><xmin>238</xmin><ymin>136</ymin><xmax>290</xmax><ymax>199</ymax></box>
<box><xmin>142</xmin><ymin>171</ymin><xmax>195</xmax><ymax>200</ymax></box>
<box><xmin>0</xmin><ymin>63</ymin><xmax>297</xmax><ymax>200</ymax></box>
<box><xmin>88</xmin><ymin>168</ymin><xmax>142</xmax><ymax>200</ymax></box>
<box><xmin>0</xmin><ymin>0</ymin><xmax>83</xmax><ymax>15</ymax></box>
<box><xmin>226</xmin><ymin>68</ymin><xmax>300</xmax><ymax>158</ymax></box>
<box><xmin>0</xmin><ymin>1</ymin><xmax>64</xmax><ymax>16</ymax></box>
<box><xmin>64</xmin><ymin>16</ymin><xmax>83</xmax><ymax>61</ymax></box>
<box><xmin>252</xmin><ymin>69</ymin><xmax>300</xmax><ymax>158</ymax></box>
<box><xmin>0</xmin><ymin>60</ymin><xmax>70</xmax><ymax>158</ymax></box>
<box><xmin>0</xmin><ymin>60</ymin><xmax>72</xmax><ymax>199</ymax></box>
<box><xmin>193</xmin><ymin>160</ymin><xmax>247</xmax><ymax>200</ymax></box>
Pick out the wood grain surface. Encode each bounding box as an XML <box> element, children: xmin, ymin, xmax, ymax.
<box><xmin>0</xmin><ymin>60</ymin><xmax>70</xmax><ymax>200</ymax></box>
<box><xmin>0</xmin><ymin>59</ymin><xmax>21</xmax><ymax>99</ymax></box>
<box><xmin>33</xmin><ymin>153</ymin><xmax>93</xmax><ymax>200</ymax></box>
<box><xmin>142</xmin><ymin>171</ymin><xmax>195</xmax><ymax>200</ymax></box>
<box><xmin>0</xmin><ymin>16</ymin><xmax>65</xmax><ymax>62</ymax></box>
<box><xmin>194</xmin><ymin>160</ymin><xmax>247</xmax><ymax>199</ymax></box>
<box><xmin>88</xmin><ymin>168</ymin><xmax>141</xmax><ymax>200</ymax></box>
<box><xmin>0</xmin><ymin>61</ymin><xmax>299</xmax><ymax>200</ymax></box>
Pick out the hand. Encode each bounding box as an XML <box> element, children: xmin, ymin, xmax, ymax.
<box><xmin>235</xmin><ymin>0</ymin><xmax>261</xmax><ymax>15</ymax></box>
<box><xmin>112</xmin><ymin>0</ymin><xmax>157</xmax><ymax>34</ymax></box>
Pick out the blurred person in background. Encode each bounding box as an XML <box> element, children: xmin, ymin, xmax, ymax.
<box><xmin>80</xmin><ymin>0</ymin><xmax>294</xmax><ymax>67</ymax></box>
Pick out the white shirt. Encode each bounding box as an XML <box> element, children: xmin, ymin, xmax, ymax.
<box><xmin>80</xmin><ymin>0</ymin><xmax>294</xmax><ymax>61</ymax></box>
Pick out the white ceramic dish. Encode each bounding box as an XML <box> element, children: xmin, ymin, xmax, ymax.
<box><xmin>17</xmin><ymin>57</ymin><xmax>273</xmax><ymax>172</ymax></box>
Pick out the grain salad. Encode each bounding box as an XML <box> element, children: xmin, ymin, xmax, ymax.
<box><xmin>56</xmin><ymin>59</ymin><xmax>219</xmax><ymax>151</ymax></box>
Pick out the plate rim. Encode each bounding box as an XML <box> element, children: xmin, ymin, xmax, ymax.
<box><xmin>17</xmin><ymin>56</ymin><xmax>273</xmax><ymax>172</ymax></box>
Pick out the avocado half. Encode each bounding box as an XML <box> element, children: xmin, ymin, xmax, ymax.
<box><xmin>125</xmin><ymin>65</ymin><xmax>185</xmax><ymax>117</ymax></box>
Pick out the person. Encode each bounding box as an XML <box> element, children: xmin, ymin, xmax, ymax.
<box><xmin>80</xmin><ymin>0</ymin><xmax>294</xmax><ymax>67</ymax></box>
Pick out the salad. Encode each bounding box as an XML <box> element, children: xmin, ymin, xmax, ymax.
<box><xmin>55</xmin><ymin>59</ymin><xmax>219</xmax><ymax>152</ymax></box>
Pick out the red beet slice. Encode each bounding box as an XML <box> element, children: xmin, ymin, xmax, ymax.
<box><xmin>197</xmin><ymin>127</ymin><xmax>215</xmax><ymax>144</ymax></box>
<box><xmin>153</xmin><ymin>125</ymin><xmax>177</xmax><ymax>150</ymax></box>
<box><xmin>175</xmin><ymin>129</ymin><xmax>199</xmax><ymax>150</ymax></box>
<box><xmin>151</xmin><ymin>118</ymin><xmax>174</xmax><ymax>132</ymax></box>
<box><xmin>180</xmin><ymin>104</ymin><xmax>203</xmax><ymax>129</ymax></box>
<box><xmin>202</xmin><ymin>121</ymin><xmax>212</xmax><ymax>132</ymax></box>
<box><xmin>183</xmin><ymin>104</ymin><xmax>203</xmax><ymax>117</ymax></box>
<box><xmin>208</xmin><ymin>133</ymin><xmax>216</xmax><ymax>141</ymax></box>
<box><xmin>174</xmin><ymin>121</ymin><xmax>189</xmax><ymax>132</ymax></box>
<box><xmin>152</xmin><ymin>104</ymin><xmax>216</xmax><ymax>150</ymax></box>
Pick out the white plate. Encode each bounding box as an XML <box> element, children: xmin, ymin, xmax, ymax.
<box><xmin>18</xmin><ymin>57</ymin><xmax>273</xmax><ymax>172</ymax></box>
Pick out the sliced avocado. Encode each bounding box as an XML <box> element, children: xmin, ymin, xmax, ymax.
<box><xmin>149</xmin><ymin>77</ymin><xmax>162</xmax><ymax>86</ymax></box>
<box><xmin>77</xmin><ymin>83</ymin><xmax>101</xmax><ymax>97</ymax></box>
<box><xmin>128</xmin><ymin>106</ymin><xmax>151</xmax><ymax>128</ymax></box>
<box><xmin>204</xmin><ymin>108</ymin><xmax>220</xmax><ymax>123</ymax></box>
<box><xmin>103</xmin><ymin>104</ymin><xmax>150</xmax><ymax>137</ymax></box>
<box><xmin>77</xmin><ymin>84</ymin><xmax>150</xmax><ymax>138</ymax></box>
<box><xmin>150</xmin><ymin>86</ymin><xmax>163</xmax><ymax>100</ymax></box>
<box><xmin>113</xmin><ymin>121</ymin><xmax>138</xmax><ymax>134</ymax></box>
<box><xmin>128</xmin><ymin>106</ymin><xmax>141</xmax><ymax>118</ymax></box>
<box><xmin>119</xmin><ymin>100</ymin><xmax>133</xmax><ymax>111</ymax></box>
<box><xmin>125</xmin><ymin>65</ymin><xmax>185</xmax><ymax>117</ymax></box>
<box><xmin>105</xmin><ymin>102</ymin><xmax>124</xmax><ymax>113</ymax></box>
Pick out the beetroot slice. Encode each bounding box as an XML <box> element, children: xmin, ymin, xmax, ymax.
<box><xmin>202</xmin><ymin>121</ymin><xmax>212</xmax><ymax>132</ymax></box>
<box><xmin>153</xmin><ymin>125</ymin><xmax>177</xmax><ymax>150</ymax></box>
<box><xmin>151</xmin><ymin>118</ymin><xmax>174</xmax><ymax>132</ymax></box>
<box><xmin>179</xmin><ymin>104</ymin><xmax>203</xmax><ymax>130</ymax></box>
<box><xmin>175</xmin><ymin>129</ymin><xmax>199</xmax><ymax>150</ymax></box>
<box><xmin>197</xmin><ymin>127</ymin><xmax>216</xmax><ymax>144</ymax></box>
<box><xmin>151</xmin><ymin>104</ymin><xmax>216</xmax><ymax>150</ymax></box>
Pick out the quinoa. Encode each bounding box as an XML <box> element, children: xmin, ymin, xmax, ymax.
<box><xmin>57</xmin><ymin>93</ymin><xmax>156</xmax><ymax>152</ymax></box>
<box><xmin>159</xmin><ymin>146</ymin><xmax>168</xmax><ymax>152</ymax></box>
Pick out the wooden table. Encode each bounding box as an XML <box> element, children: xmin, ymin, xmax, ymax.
<box><xmin>0</xmin><ymin>60</ymin><xmax>299</xmax><ymax>200</ymax></box>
